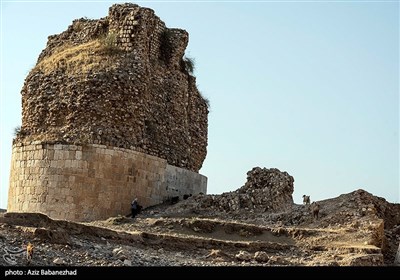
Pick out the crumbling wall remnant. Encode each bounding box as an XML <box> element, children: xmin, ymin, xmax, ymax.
<box><xmin>16</xmin><ymin>3</ymin><xmax>208</xmax><ymax>172</ymax></box>
<box><xmin>8</xmin><ymin>3</ymin><xmax>208</xmax><ymax>221</ymax></box>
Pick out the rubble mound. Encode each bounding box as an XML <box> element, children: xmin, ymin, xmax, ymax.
<box><xmin>324</xmin><ymin>189</ymin><xmax>400</xmax><ymax>263</ymax></box>
<box><xmin>237</xmin><ymin>167</ymin><xmax>294</xmax><ymax>211</ymax></box>
<box><xmin>162</xmin><ymin>167</ymin><xmax>294</xmax><ymax>217</ymax></box>
<box><xmin>142</xmin><ymin>170</ymin><xmax>399</xmax><ymax>266</ymax></box>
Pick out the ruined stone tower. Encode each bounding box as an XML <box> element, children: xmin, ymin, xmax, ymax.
<box><xmin>8</xmin><ymin>3</ymin><xmax>208</xmax><ymax>221</ymax></box>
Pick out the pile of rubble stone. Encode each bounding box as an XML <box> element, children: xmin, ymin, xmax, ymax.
<box><xmin>162</xmin><ymin>167</ymin><xmax>294</xmax><ymax>217</ymax></box>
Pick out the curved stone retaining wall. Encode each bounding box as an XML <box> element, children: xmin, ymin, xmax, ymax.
<box><xmin>8</xmin><ymin>142</ymin><xmax>207</xmax><ymax>221</ymax></box>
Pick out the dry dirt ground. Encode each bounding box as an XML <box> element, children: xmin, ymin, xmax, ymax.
<box><xmin>0</xmin><ymin>190</ymin><xmax>399</xmax><ymax>267</ymax></box>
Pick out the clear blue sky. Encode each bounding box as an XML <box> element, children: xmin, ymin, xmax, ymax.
<box><xmin>0</xmin><ymin>0</ymin><xmax>399</xmax><ymax>209</ymax></box>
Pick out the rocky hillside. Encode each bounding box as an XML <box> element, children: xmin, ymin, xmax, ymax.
<box><xmin>1</xmin><ymin>167</ymin><xmax>398</xmax><ymax>266</ymax></box>
<box><xmin>15</xmin><ymin>3</ymin><xmax>208</xmax><ymax>172</ymax></box>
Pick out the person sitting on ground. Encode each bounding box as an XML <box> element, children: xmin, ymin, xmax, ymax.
<box><xmin>131</xmin><ymin>198</ymin><xmax>139</xmax><ymax>219</ymax></box>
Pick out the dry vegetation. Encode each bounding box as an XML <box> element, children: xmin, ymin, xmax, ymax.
<box><xmin>34</xmin><ymin>37</ymin><xmax>120</xmax><ymax>76</ymax></box>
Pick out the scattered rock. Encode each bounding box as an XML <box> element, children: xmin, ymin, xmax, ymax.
<box><xmin>205</xmin><ymin>249</ymin><xmax>231</xmax><ymax>262</ymax></box>
<box><xmin>123</xmin><ymin>259</ymin><xmax>132</xmax><ymax>266</ymax></box>
<box><xmin>235</xmin><ymin>251</ymin><xmax>252</xmax><ymax>261</ymax></box>
<box><xmin>346</xmin><ymin>254</ymin><xmax>384</xmax><ymax>266</ymax></box>
<box><xmin>53</xmin><ymin>257</ymin><xmax>65</xmax><ymax>265</ymax></box>
<box><xmin>112</xmin><ymin>247</ymin><xmax>128</xmax><ymax>260</ymax></box>
<box><xmin>254</xmin><ymin>251</ymin><xmax>269</xmax><ymax>262</ymax></box>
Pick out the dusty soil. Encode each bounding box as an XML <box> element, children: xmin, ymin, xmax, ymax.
<box><xmin>0</xmin><ymin>189</ymin><xmax>399</xmax><ymax>267</ymax></box>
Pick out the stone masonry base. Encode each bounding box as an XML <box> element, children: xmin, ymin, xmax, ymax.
<box><xmin>8</xmin><ymin>142</ymin><xmax>207</xmax><ymax>221</ymax></box>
